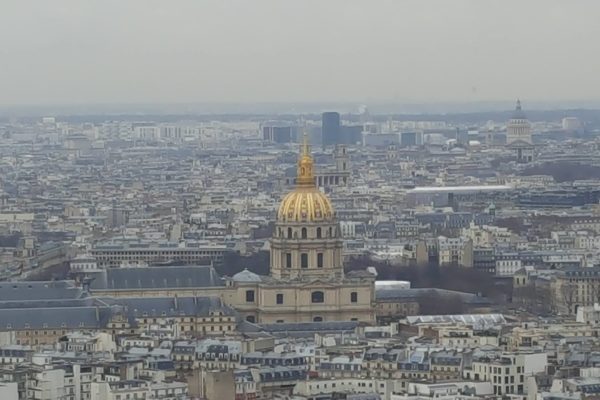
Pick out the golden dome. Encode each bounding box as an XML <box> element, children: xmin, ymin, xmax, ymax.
<box><xmin>277</xmin><ymin>134</ymin><xmax>335</xmax><ymax>223</ymax></box>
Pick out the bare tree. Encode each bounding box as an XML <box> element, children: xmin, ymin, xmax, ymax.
<box><xmin>590</xmin><ymin>282</ymin><xmax>600</xmax><ymax>306</ymax></box>
<box><xmin>560</xmin><ymin>281</ymin><xmax>578</xmax><ymax>314</ymax></box>
<box><xmin>513</xmin><ymin>281</ymin><xmax>556</xmax><ymax>315</ymax></box>
<box><xmin>416</xmin><ymin>291</ymin><xmax>465</xmax><ymax>315</ymax></box>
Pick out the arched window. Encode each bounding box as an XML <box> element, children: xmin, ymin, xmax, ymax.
<box><xmin>313</xmin><ymin>316</ymin><xmax>323</xmax><ymax>322</ymax></box>
<box><xmin>329</xmin><ymin>227</ymin><xmax>333</xmax><ymax>238</ymax></box>
<box><xmin>301</xmin><ymin>227</ymin><xmax>307</xmax><ymax>239</ymax></box>
<box><xmin>316</xmin><ymin>227</ymin><xmax>322</xmax><ymax>239</ymax></box>
<box><xmin>246</xmin><ymin>316</ymin><xmax>255</xmax><ymax>323</ymax></box>
<box><xmin>311</xmin><ymin>291</ymin><xmax>324</xmax><ymax>303</ymax></box>
<box><xmin>287</xmin><ymin>227</ymin><xmax>292</xmax><ymax>239</ymax></box>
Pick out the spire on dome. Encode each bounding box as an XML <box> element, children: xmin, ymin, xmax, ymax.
<box><xmin>296</xmin><ymin>131</ymin><xmax>315</xmax><ymax>187</ymax></box>
<box><xmin>301</xmin><ymin>131</ymin><xmax>310</xmax><ymax>157</ymax></box>
<box><xmin>516</xmin><ymin>99</ymin><xmax>521</xmax><ymax>111</ymax></box>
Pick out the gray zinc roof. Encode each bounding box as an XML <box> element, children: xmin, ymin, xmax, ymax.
<box><xmin>89</xmin><ymin>265</ymin><xmax>224</xmax><ymax>290</ymax></box>
<box><xmin>0</xmin><ymin>306</ymin><xmax>114</xmax><ymax>330</ymax></box>
<box><xmin>0</xmin><ymin>281</ymin><xmax>85</xmax><ymax>301</ymax></box>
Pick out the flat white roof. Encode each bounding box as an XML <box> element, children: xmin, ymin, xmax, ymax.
<box><xmin>375</xmin><ymin>281</ymin><xmax>411</xmax><ymax>287</ymax></box>
<box><xmin>407</xmin><ymin>185</ymin><xmax>512</xmax><ymax>194</ymax></box>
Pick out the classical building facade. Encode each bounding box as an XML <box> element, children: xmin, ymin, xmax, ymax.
<box><xmin>230</xmin><ymin>135</ymin><xmax>375</xmax><ymax>324</ymax></box>
<box><xmin>506</xmin><ymin>99</ymin><xmax>534</xmax><ymax>163</ymax></box>
<box><xmin>552</xmin><ymin>266</ymin><xmax>600</xmax><ymax>315</ymax></box>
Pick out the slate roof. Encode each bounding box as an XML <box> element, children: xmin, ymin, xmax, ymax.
<box><xmin>0</xmin><ymin>348</ymin><xmax>30</xmax><ymax>358</ymax></box>
<box><xmin>261</xmin><ymin>321</ymin><xmax>358</xmax><ymax>332</ymax></box>
<box><xmin>0</xmin><ymin>295</ymin><xmax>232</xmax><ymax>330</ymax></box>
<box><xmin>506</xmin><ymin>139</ymin><xmax>533</xmax><ymax>148</ymax></box>
<box><xmin>376</xmin><ymin>287</ymin><xmax>491</xmax><ymax>305</ymax></box>
<box><xmin>0</xmin><ymin>281</ymin><xmax>85</xmax><ymax>301</ymax></box>
<box><xmin>258</xmin><ymin>366</ymin><xmax>307</xmax><ymax>382</ymax></box>
<box><xmin>0</xmin><ymin>298</ymin><xmax>100</xmax><ymax>310</ymax></box>
<box><xmin>89</xmin><ymin>265</ymin><xmax>224</xmax><ymax>291</ymax></box>
<box><xmin>0</xmin><ymin>306</ymin><xmax>114</xmax><ymax>330</ymax></box>
<box><xmin>259</xmin><ymin>321</ymin><xmax>359</xmax><ymax>338</ymax></box>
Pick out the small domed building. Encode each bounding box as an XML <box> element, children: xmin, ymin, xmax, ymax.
<box><xmin>228</xmin><ymin>135</ymin><xmax>375</xmax><ymax>324</ymax></box>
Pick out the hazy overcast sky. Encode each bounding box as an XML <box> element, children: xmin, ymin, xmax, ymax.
<box><xmin>1</xmin><ymin>0</ymin><xmax>599</xmax><ymax>106</ymax></box>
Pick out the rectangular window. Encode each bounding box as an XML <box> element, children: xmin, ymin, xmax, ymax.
<box><xmin>245</xmin><ymin>290</ymin><xmax>255</xmax><ymax>302</ymax></box>
<box><xmin>276</xmin><ymin>293</ymin><xmax>284</xmax><ymax>304</ymax></box>
<box><xmin>351</xmin><ymin>292</ymin><xmax>358</xmax><ymax>303</ymax></box>
<box><xmin>286</xmin><ymin>253</ymin><xmax>292</xmax><ymax>268</ymax></box>
<box><xmin>317</xmin><ymin>253</ymin><xmax>323</xmax><ymax>268</ymax></box>
<box><xmin>301</xmin><ymin>253</ymin><xmax>308</xmax><ymax>268</ymax></box>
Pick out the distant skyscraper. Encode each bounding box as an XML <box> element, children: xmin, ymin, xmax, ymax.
<box><xmin>261</xmin><ymin>122</ymin><xmax>298</xmax><ymax>143</ymax></box>
<box><xmin>322</xmin><ymin>112</ymin><xmax>340</xmax><ymax>147</ymax></box>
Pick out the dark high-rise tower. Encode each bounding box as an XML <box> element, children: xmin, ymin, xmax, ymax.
<box><xmin>321</xmin><ymin>112</ymin><xmax>340</xmax><ymax>147</ymax></box>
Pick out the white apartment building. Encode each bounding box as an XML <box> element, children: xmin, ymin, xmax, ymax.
<box><xmin>496</xmin><ymin>259</ymin><xmax>522</xmax><ymax>277</ymax></box>
<box><xmin>466</xmin><ymin>353</ymin><xmax>547</xmax><ymax>396</ymax></box>
<box><xmin>294</xmin><ymin>378</ymin><xmax>396</xmax><ymax>400</ymax></box>
<box><xmin>574</xmin><ymin>234</ymin><xmax>600</xmax><ymax>250</ymax></box>
<box><xmin>70</xmin><ymin>257</ymin><xmax>102</xmax><ymax>273</ymax></box>
<box><xmin>91</xmin><ymin>380</ymin><xmax>149</xmax><ymax>400</ymax></box>
<box><xmin>463</xmin><ymin>223</ymin><xmax>515</xmax><ymax>247</ymax></box>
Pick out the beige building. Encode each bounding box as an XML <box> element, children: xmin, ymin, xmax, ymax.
<box><xmin>416</xmin><ymin>237</ymin><xmax>473</xmax><ymax>268</ymax></box>
<box><xmin>230</xmin><ymin>135</ymin><xmax>375</xmax><ymax>324</ymax></box>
